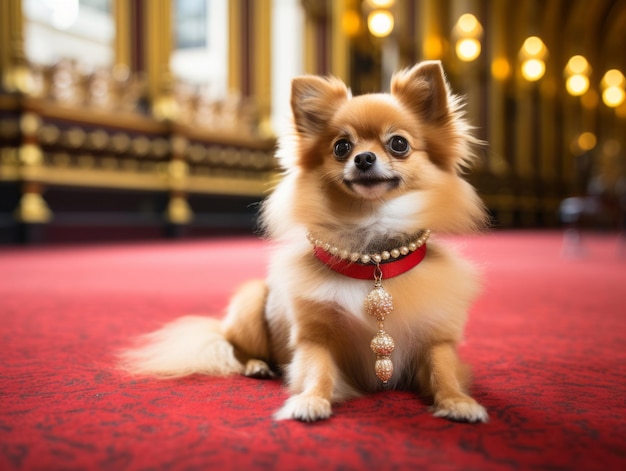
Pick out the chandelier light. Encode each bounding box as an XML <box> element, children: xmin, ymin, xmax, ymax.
<box><xmin>564</xmin><ymin>55</ymin><xmax>591</xmax><ymax>97</ymax></box>
<box><xmin>453</xmin><ymin>14</ymin><xmax>482</xmax><ymax>62</ymax></box>
<box><xmin>601</xmin><ymin>69</ymin><xmax>626</xmax><ymax>108</ymax></box>
<box><xmin>367</xmin><ymin>9</ymin><xmax>394</xmax><ymax>38</ymax></box>
<box><xmin>519</xmin><ymin>36</ymin><xmax>547</xmax><ymax>82</ymax></box>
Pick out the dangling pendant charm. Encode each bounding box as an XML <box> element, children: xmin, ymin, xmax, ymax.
<box><xmin>364</xmin><ymin>266</ymin><xmax>395</xmax><ymax>384</ymax></box>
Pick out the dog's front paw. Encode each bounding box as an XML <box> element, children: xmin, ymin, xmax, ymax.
<box><xmin>244</xmin><ymin>359</ymin><xmax>276</xmax><ymax>378</ymax></box>
<box><xmin>274</xmin><ymin>394</ymin><xmax>332</xmax><ymax>422</ymax></box>
<box><xmin>433</xmin><ymin>396</ymin><xmax>488</xmax><ymax>423</ymax></box>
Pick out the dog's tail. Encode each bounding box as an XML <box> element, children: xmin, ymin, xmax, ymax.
<box><xmin>118</xmin><ymin>316</ymin><xmax>244</xmax><ymax>378</ymax></box>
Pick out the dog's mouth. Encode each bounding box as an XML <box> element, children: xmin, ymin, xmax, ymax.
<box><xmin>344</xmin><ymin>177</ymin><xmax>401</xmax><ymax>190</ymax></box>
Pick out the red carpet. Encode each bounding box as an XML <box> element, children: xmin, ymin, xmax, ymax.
<box><xmin>1</xmin><ymin>232</ymin><xmax>625</xmax><ymax>470</ymax></box>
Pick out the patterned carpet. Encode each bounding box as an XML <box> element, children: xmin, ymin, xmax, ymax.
<box><xmin>1</xmin><ymin>232</ymin><xmax>625</xmax><ymax>470</ymax></box>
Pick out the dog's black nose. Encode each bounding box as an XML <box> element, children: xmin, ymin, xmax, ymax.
<box><xmin>354</xmin><ymin>152</ymin><xmax>376</xmax><ymax>171</ymax></box>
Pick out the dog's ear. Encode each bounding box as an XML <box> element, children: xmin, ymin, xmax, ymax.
<box><xmin>391</xmin><ymin>61</ymin><xmax>450</xmax><ymax>122</ymax></box>
<box><xmin>291</xmin><ymin>75</ymin><xmax>349</xmax><ymax>135</ymax></box>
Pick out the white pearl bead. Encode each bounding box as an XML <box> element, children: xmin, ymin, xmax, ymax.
<box><xmin>372</xmin><ymin>254</ymin><xmax>382</xmax><ymax>263</ymax></box>
<box><xmin>408</xmin><ymin>242</ymin><xmax>417</xmax><ymax>251</ymax></box>
<box><xmin>330</xmin><ymin>246</ymin><xmax>339</xmax><ymax>255</ymax></box>
<box><xmin>381</xmin><ymin>251</ymin><xmax>390</xmax><ymax>260</ymax></box>
<box><xmin>390</xmin><ymin>249</ymin><xmax>400</xmax><ymax>258</ymax></box>
<box><xmin>360</xmin><ymin>254</ymin><xmax>371</xmax><ymax>264</ymax></box>
<box><xmin>339</xmin><ymin>250</ymin><xmax>349</xmax><ymax>259</ymax></box>
<box><xmin>350</xmin><ymin>252</ymin><xmax>360</xmax><ymax>262</ymax></box>
<box><xmin>400</xmin><ymin>246</ymin><xmax>409</xmax><ymax>255</ymax></box>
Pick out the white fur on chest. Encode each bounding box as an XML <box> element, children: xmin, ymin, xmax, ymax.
<box><xmin>266</xmin><ymin>241</ymin><xmax>372</xmax><ymax>325</ymax></box>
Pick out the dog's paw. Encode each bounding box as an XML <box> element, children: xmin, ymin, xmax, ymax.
<box><xmin>244</xmin><ymin>359</ymin><xmax>276</xmax><ymax>378</ymax></box>
<box><xmin>432</xmin><ymin>396</ymin><xmax>488</xmax><ymax>423</ymax></box>
<box><xmin>274</xmin><ymin>394</ymin><xmax>332</xmax><ymax>422</ymax></box>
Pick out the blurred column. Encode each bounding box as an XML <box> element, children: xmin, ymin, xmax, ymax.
<box><xmin>113</xmin><ymin>0</ymin><xmax>131</xmax><ymax>72</ymax></box>
<box><xmin>485</xmin><ymin>0</ymin><xmax>510</xmax><ymax>177</ymax></box>
<box><xmin>145</xmin><ymin>0</ymin><xmax>176</xmax><ymax>120</ymax></box>
<box><xmin>0</xmin><ymin>0</ymin><xmax>31</xmax><ymax>94</ymax></box>
<box><xmin>1</xmin><ymin>0</ymin><xmax>52</xmax><ymax>242</ymax></box>
<box><xmin>229</xmin><ymin>0</ymin><xmax>272</xmax><ymax>136</ymax></box>
<box><xmin>417</xmin><ymin>0</ymin><xmax>447</xmax><ymax>61</ymax></box>
<box><xmin>331</xmin><ymin>0</ymin><xmax>349</xmax><ymax>82</ymax></box>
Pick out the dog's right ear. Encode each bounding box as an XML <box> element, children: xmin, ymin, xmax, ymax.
<box><xmin>291</xmin><ymin>75</ymin><xmax>349</xmax><ymax>135</ymax></box>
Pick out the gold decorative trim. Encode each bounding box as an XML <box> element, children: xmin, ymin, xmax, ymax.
<box><xmin>14</xmin><ymin>192</ymin><xmax>52</xmax><ymax>223</ymax></box>
<box><xmin>165</xmin><ymin>195</ymin><xmax>193</xmax><ymax>224</ymax></box>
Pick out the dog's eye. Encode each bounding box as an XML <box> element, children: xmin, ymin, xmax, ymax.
<box><xmin>333</xmin><ymin>139</ymin><xmax>352</xmax><ymax>160</ymax></box>
<box><xmin>388</xmin><ymin>136</ymin><xmax>410</xmax><ymax>157</ymax></box>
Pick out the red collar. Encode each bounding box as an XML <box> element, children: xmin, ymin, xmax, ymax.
<box><xmin>313</xmin><ymin>243</ymin><xmax>427</xmax><ymax>280</ymax></box>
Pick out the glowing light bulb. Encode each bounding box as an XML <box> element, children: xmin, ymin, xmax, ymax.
<box><xmin>566</xmin><ymin>74</ymin><xmax>589</xmax><ymax>96</ymax></box>
<box><xmin>521</xmin><ymin>59</ymin><xmax>545</xmax><ymax>81</ymax></box>
<box><xmin>602</xmin><ymin>86</ymin><xmax>625</xmax><ymax>108</ymax></box>
<box><xmin>368</xmin><ymin>10</ymin><xmax>394</xmax><ymax>38</ymax></box>
<box><xmin>457</xmin><ymin>14</ymin><xmax>480</xmax><ymax>35</ymax></box>
<box><xmin>456</xmin><ymin>38</ymin><xmax>481</xmax><ymax>62</ymax></box>
<box><xmin>522</xmin><ymin>36</ymin><xmax>546</xmax><ymax>58</ymax></box>
<box><xmin>602</xmin><ymin>69</ymin><xmax>625</xmax><ymax>88</ymax></box>
<box><xmin>566</xmin><ymin>55</ymin><xmax>589</xmax><ymax>75</ymax></box>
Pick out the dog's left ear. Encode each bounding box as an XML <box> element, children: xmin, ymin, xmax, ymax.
<box><xmin>391</xmin><ymin>61</ymin><xmax>450</xmax><ymax>122</ymax></box>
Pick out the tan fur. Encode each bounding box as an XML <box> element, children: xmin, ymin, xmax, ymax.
<box><xmin>121</xmin><ymin>61</ymin><xmax>488</xmax><ymax>423</ymax></box>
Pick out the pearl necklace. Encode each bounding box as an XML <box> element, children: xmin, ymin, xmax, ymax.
<box><xmin>307</xmin><ymin>229</ymin><xmax>430</xmax><ymax>384</ymax></box>
<box><xmin>306</xmin><ymin>229</ymin><xmax>430</xmax><ymax>265</ymax></box>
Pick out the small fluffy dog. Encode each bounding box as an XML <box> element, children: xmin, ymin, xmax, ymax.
<box><xmin>122</xmin><ymin>61</ymin><xmax>488</xmax><ymax>423</ymax></box>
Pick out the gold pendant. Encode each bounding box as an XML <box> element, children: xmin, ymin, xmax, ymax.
<box><xmin>364</xmin><ymin>267</ymin><xmax>395</xmax><ymax>383</ymax></box>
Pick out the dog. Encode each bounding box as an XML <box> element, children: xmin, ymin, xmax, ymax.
<box><xmin>121</xmin><ymin>61</ymin><xmax>489</xmax><ymax>423</ymax></box>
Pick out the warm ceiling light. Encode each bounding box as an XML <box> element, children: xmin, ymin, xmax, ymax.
<box><xmin>457</xmin><ymin>13</ymin><xmax>480</xmax><ymax>35</ymax></box>
<box><xmin>521</xmin><ymin>58</ymin><xmax>545</xmax><ymax>81</ymax></box>
<box><xmin>368</xmin><ymin>9</ymin><xmax>394</xmax><ymax>37</ymax></box>
<box><xmin>566</xmin><ymin>74</ymin><xmax>589</xmax><ymax>96</ymax></box>
<box><xmin>601</xmin><ymin>70</ymin><xmax>625</xmax><ymax>107</ymax></box>
<box><xmin>456</xmin><ymin>38</ymin><xmax>481</xmax><ymax>62</ymax></box>
<box><xmin>522</xmin><ymin>36</ymin><xmax>547</xmax><ymax>58</ymax></box>
<box><xmin>602</xmin><ymin>69</ymin><xmax>625</xmax><ymax>88</ymax></box>
<box><xmin>602</xmin><ymin>86</ymin><xmax>625</xmax><ymax>108</ymax></box>
<box><xmin>565</xmin><ymin>55</ymin><xmax>590</xmax><ymax>76</ymax></box>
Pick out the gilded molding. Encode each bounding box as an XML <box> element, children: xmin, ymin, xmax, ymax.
<box><xmin>165</xmin><ymin>195</ymin><xmax>193</xmax><ymax>224</ymax></box>
<box><xmin>14</xmin><ymin>192</ymin><xmax>52</xmax><ymax>223</ymax></box>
